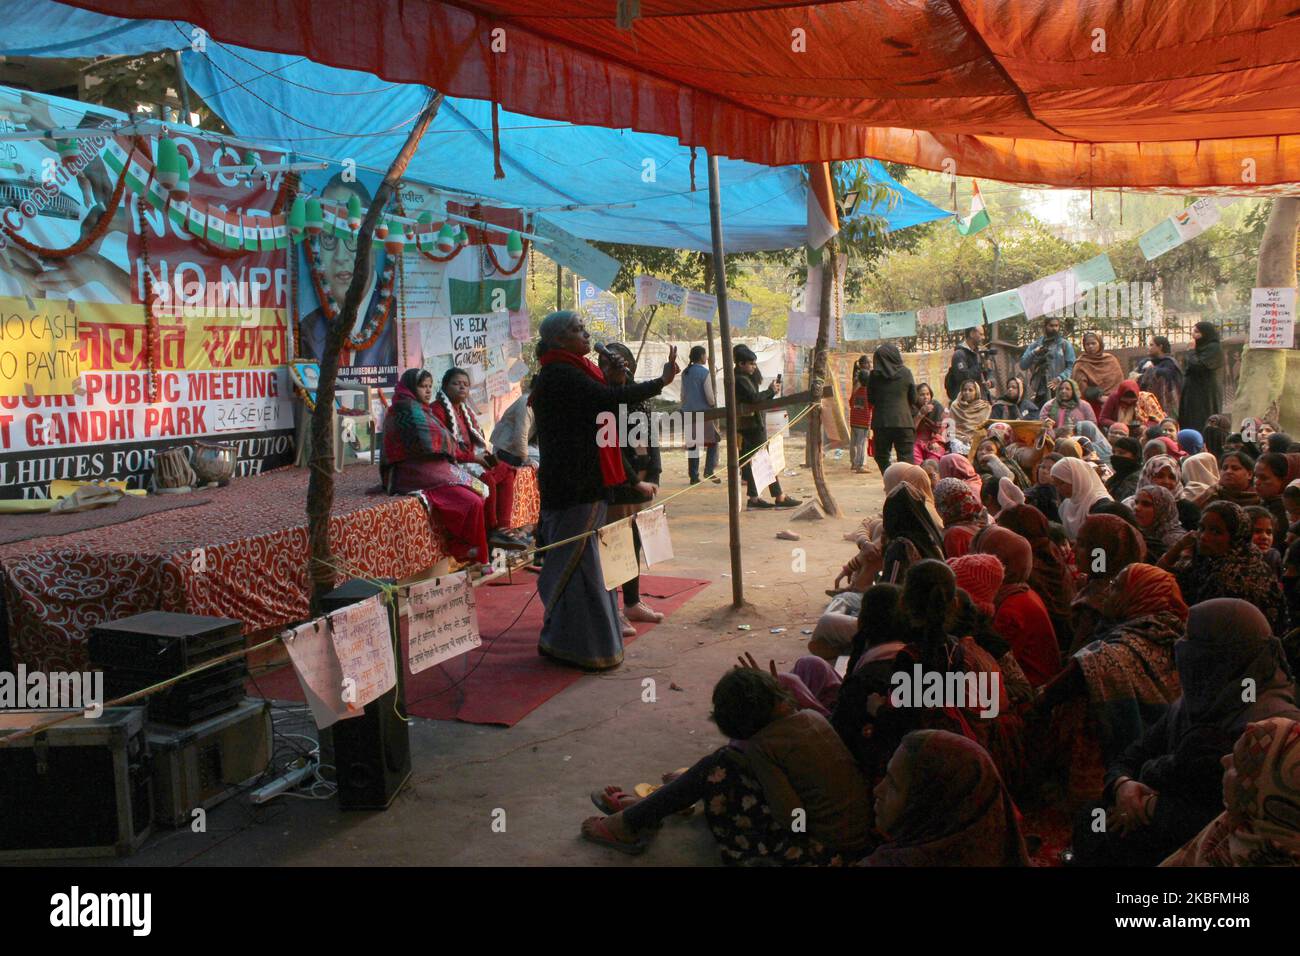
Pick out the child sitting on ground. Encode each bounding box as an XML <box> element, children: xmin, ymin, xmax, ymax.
<box><xmin>581</xmin><ymin>667</ymin><xmax>875</xmax><ymax>864</ymax></box>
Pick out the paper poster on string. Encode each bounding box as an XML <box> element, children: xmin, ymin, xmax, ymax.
<box><xmin>282</xmin><ymin>619</ymin><xmax>361</xmax><ymax>730</ymax></box>
<box><xmin>656</xmin><ymin>281</ymin><xmax>687</xmax><ymax>308</ymax></box>
<box><xmin>767</xmin><ymin>433</ymin><xmax>787</xmax><ymax>472</ymax></box>
<box><xmin>634</xmin><ymin>506</ymin><xmax>674</xmax><ymax>566</ymax></box>
<box><xmin>405</xmin><ymin>571</ymin><xmax>481</xmax><ymax>674</ymax></box>
<box><xmin>1069</xmin><ymin>253</ymin><xmax>1117</xmax><ymax>293</ymax></box>
<box><xmin>682</xmin><ymin>290</ymin><xmax>718</xmax><ymax>322</ymax></box>
<box><xmin>748</xmin><ymin>446</ymin><xmax>776</xmax><ymax>491</ymax></box>
<box><xmin>634</xmin><ymin>275</ymin><xmax>661</xmax><ymax>309</ymax></box>
<box><xmin>843</xmin><ymin>312</ymin><xmax>880</xmax><ymax>342</ymax></box>
<box><xmin>945</xmin><ymin>299</ymin><xmax>984</xmax><ymax>331</ymax></box>
<box><xmin>1250</xmin><ymin>287</ymin><xmax>1296</xmax><ymax>349</ymax></box>
<box><xmin>328</xmin><ymin>595</ymin><xmax>397</xmax><ymax>712</ymax></box>
<box><xmin>981</xmin><ymin>289</ymin><xmax>1025</xmax><ymax>322</ymax></box>
<box><xmin>917</xmin><ymin>305</ymin><xmax>947</xmax><ymax>329</ymax></box>
<box><xmin>876</xmin><ymin>311</ymin><xmax>917</xmax><ymax>339</ymax></box>
<box><xmin>1017</xmin><ymin>271</ymin><xmax>1073</xmax><ymax>321</ymax></box>
<box><xmin>1138</xmin><ymin>218</ymin><xmax>1183</xmax><ymax>261</ymax></box>
<box><xmin>727</xmin><ymin>299</ymin><xmax>754</xmax><ymax>329</ymax></box>
<box><xmin>533</xmin><ymin>217</ymin><xmax>621</xmax><ymax>290</ymax></box>
<box><xmin>597</xmin><ymin>517</ymin><xmax>640</xmax><ymax>589</ymax></box>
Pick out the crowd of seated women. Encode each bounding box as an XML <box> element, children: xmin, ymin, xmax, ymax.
<box><xmin>578</xmin><ymin>361</ymin><xmax>1300</xmax><ymax>866</ymax></box>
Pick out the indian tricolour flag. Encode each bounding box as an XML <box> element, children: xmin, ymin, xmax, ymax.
<box><xmin>955</xmin><ymin>182</ymin><xmax>990</xmax><ymax>236</ymax></box>
<box><xmin>439</xmin><ymin>203</ymin><xmax>527</xmax><ymax>316</ymax></box>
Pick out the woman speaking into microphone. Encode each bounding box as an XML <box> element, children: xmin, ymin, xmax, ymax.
<box><xmin>529</xmin><ymin>311</ymin><xmax>679</xmax><ymax>670</ymax></box>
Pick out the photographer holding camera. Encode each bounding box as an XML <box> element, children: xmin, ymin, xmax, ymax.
<box><xmin>1018</xmin><ymin>316</ymin><xmax>1076</xmax><ymax>408</ymax></box>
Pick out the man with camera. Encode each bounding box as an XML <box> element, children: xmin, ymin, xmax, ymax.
<box><xmin>1018</xmin><ymin>316</ymin><xmax>1076</xmax><ymax>408</ymax></box>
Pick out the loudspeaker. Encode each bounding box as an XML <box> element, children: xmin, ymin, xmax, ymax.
<box><xmin>321</xmin><ymin>579</ymin><xmax>412</xmax><ymax>811</ymax></box>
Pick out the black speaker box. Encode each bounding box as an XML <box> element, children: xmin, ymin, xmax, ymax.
<box><xmin>321</xmin><ymin>579</ymin><xmax>411</xmax><ymax>811</ymax></box>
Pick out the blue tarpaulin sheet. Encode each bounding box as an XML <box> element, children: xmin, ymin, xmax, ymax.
<box><xmin>0</xmin><ymin>0</ymin><xmax>951</xmax><ymax>252</ymax></box>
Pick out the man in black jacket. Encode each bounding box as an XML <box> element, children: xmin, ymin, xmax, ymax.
<box><xmin>945</xmin><ymin>325</ymin><xmax>991</xmax><ymax>402</ymax></box>
<box><xmin>734</xmin><ymin>344</ymin><xmax>800</xmax><ymax>509</ymax></box>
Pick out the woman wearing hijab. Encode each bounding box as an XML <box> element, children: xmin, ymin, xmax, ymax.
<box><xmin>1076</xmin><ymin>598</ymin><xmax>1300</xmax><ymax>867</ymax></box>
<box><xmin>1068</xmin><ymin>514</ymin><xmax>1147</xmax><ymax>651</ymax></box>
<box><xmin>1161</xmin><ymin>500</ymin><xmax>1288</xmax><ymax>635</ymax></box>
<box><xmin>933</xmin><ymin>477</ymin><xmax>989</xmax><ymax>559</ymax></box>
<box><xmin>974</xmin><ymin>526</ymin><xmax>1062</xmax><ymax>686</ymax></box>
<box><xmin>1202</xmin><ymin>413</ymin><xmax>1231</xmax><ymax>460</ymax></box>
<box><xmin>948</xmin><ymin>553</ymin><xmax>1035</xmax><ymax>705</ymax></box>
<box><xmin>939</xmin><ymin>452</ymin><xmax>983</xmax><ymax>499</ymax></box>
<box><xmin>1129</xmin><ymin>454</ymin><xmax>1201</xmax><ymax>531</ymax></box>
<box><xmin>948</xmin><ymin>379</ymin><xmax>992</xmax><ymax>446</ymax></box>
<box><xmin>879</xmin><ymin>482</ymin><xmax>946</xmax><ymax>583</ymax></box>
<box><xmin>1178</xmin><ymin>451</ymin><xmax>1217</xmax><ymax>499</ymax></box>
<box><xmin>973</xmin><ymin>433</ymin><xmax>1032</xmax><ymax>490</ymax></box>
<box><xmin>1255</xmin><ymin>451</ymin><xmax>1296</xmax><ymax>546</ymax></box>
<box><xmin>1040</xmin><ymin>377</ymin><xmax>1097</xmax><ymax>429</ymax></box>
<box><xmin>911</xmin><ymin>382</ymin><xmax>949</xmax><ymax>463</ymax></box>
<box><xmin>1179</xmin><ymin>321</ymin><xmax>1226</xmax><ymax>433</ymax></box>
<box><xmin>1133</xmin><ymin>485</ymin><xmax>1187</xmax><ymax>563</ymax></box>
<box><xmin>1039</xmin><ymin>564</ymin><xmax>1187</xmax><ymax>807</ymax></box>
<box><xmin>1163</xmin><ymin>717</ymin><xmax>1300</xmax><ymax>867</ymax></box>
<box><xmin>864</xmin><ymin>730</ymin><xmax>1031</xmax><ymax>866</ymax></box>
<box><xmin>1073</xmin><ymin>333</ymin><xmax>1126</xmax><ymax>413</ymax></box>
<box><xmin>868</xmin><ymin>343</ymin><xmax>918</xmax><ymax>474</ymax></box>
<box><xmin>1177</xmin><ymin>429</ymin><xmax>1205</xmax><ymax>457</ymax></box>
<box><xmin>996</xmin><ymin>502</ymin><xmax>1076</xmax><ymax>640</ymax></box>
<box><xmin>990</xmin><ymin>376</ymin><xmax>1038</xmax><ymax>421</ymax></box>
<box><xmin>831</xmin><ymin>462</ymin><xmax>941</xmax><ymax>602</ymax></box>
<box><xmin>1025</xmin><ymin>453</ymin><xmax>1063</xmax><ymax>524</ymax></box>
<box><xmin>1196</xmin><ymin>449</ymin><xmax>1260</xmax><ymax>510</ymax></box>
<box><xmin>1075</xmin><ymin>420</ymin><xmax>1113</xmax><ymax>465</ymax></box>
<box><xmin>1051</xmin><ymin>457</ymin><xmax>1113</xmax><ymax>541</ymax></box>
<box><xmin>380</xmin><ymin>368</ymin><xmax>491</xmax><ymax>566</ymax></box>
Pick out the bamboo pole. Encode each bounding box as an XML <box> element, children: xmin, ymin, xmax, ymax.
<box><xmin>306</xmin><ymin>93</ymin><xmax>443</xmax><ymax>613</ymax></box>
<box><xmin>808</xmin><ymin>238</ymin><xmax>841</xmax><ymax>516</ymax></box>
<box><xmin>707</xmin><ymin>155</ymin><xmax>744</xmax><ymax>607</ymax></box>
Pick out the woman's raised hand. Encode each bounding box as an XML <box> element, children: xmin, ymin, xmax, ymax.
<box><xmin>661</xmin><ymin>346</ymin><xmax>680</xmax><ymax>385</ymax></box>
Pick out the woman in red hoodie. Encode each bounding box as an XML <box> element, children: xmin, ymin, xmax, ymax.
<box><xmin>973</xmin><ymin>525</ymin><xmax>1062</xmax><ymax>687</ymax></box>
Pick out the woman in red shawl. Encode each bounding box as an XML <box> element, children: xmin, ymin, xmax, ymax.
<box><xmin>939</xmin><ymin>453</ymin><xmax>982</xmax><ymax>498</ymax></box>
<box><xmin>380</xmin><ymin>368</ymin><xmax>490</xmax><ymax>565</ymax></box>
<box><xmin>864</xmin><ymin>729</ymin><xmax>1030</xmax><ymax>866</ymax></box>
<box><xmin>995</xmin><ymin>503</ymin><xmax>1077</xmax><ymax>647</ymax></box>
<box><xmin>973</xmin><ymin>526</ymin><xmax>1062</xmax><ymax>687</ymax></box>
<box><xmin>1100</xmin><ymin>379</ymin><xmax>1165</xmax><ymax>432</ymax></box>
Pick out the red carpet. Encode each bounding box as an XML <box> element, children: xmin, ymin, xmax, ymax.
<box><xmin>250</xmin><ymin>574</ymin><xmax>711</xmax><ymax>727</ymax></box>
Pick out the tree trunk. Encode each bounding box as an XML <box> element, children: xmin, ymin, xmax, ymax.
<box><xmin>1233</xmin><ymin>198</ymin><xmax>1300</xmax><ymax>431</ymax></box>
<box><xmin>306</xmin><ymin>93</ymin><xmax>443</xmax><ymax>613</ymax></box>
<box><xmin>808</xmin><ymin>241</ymin><xmax>841</xmax><ymax>516</ymax></box>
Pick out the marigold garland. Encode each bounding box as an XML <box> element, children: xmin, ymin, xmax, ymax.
<box><xmin>135</xmin><ymin>194</ymin><xmax>160</xmax><ymax>404</ymax></box>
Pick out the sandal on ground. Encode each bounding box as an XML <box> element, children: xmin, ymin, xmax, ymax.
<box><xmin>624</xmin><ymin>602</ymin><xmax>664</xmax><ymax>624</ymax></box>
<box><xmin>747</xmin><ymin>497</ymin><xmax>775</xmax><ymax>509</ymax></box>
<box><xmin>773</xmin><ymin>495</ymin><xmax>802</xmax><ymax>508</ymax></box>
<box><xmin>581</xmin><ymin>816</ymin><xmax>649</xmax><ymax>855</ymax></box>
<box><xmin>489</xmin><ymin>531</ymin><xmax>530</xmax><ymax>551</ymax></box>
<box><xmin>590</xmin><ymin>786</ymin><xmax>639</xmax><ymax>814</ymax></box>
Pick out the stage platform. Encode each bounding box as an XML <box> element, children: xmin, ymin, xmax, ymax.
<box><xmin>0</xmin><ymin>465</ymin><xmax>539</xmax><ymax>673</ymax></box>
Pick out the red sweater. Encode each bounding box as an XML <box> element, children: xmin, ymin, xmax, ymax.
<box><xmin>992</xmin><ymin>589</ymin><xmax>1061</xmax><ymax>687</ymax></box>
<box><xmin>849</xmin><ymin>385</ymin><xmax>873</xmax><ymax>429</ymax></box>
<box><xmin>429</xmin><ymin>401</ymin><xmax>479</xmax><ymax>464</ymax></box>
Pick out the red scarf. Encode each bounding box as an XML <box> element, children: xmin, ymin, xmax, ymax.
<box><xmin>533</xmin><ymin>349</ymin><xmax>626</xmax><ymax>487</ymax></box>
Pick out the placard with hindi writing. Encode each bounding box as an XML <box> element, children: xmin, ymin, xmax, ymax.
<box><xmin>405</xmin><ymin>572</ymin><xmax>481</xmax><ymax>674</ymax></box>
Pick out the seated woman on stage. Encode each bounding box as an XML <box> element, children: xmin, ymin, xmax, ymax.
<box><xmin>379</xmin><ymin>369</ymin><xmax>490</xmax><ymax>567</ymax></box>
<box><xmin>430</xmin><ymin>367</ymin><xmax>528</xmax><ymax>552</ymax></box>
<box><xmin>581</xmin><ymin>667</ymin><xmax>875</xmax><ymax>863</ymax></box>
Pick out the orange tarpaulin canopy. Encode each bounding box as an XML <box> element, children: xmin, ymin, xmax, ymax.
<box><xmin>66</xmin><ymin>0</ymin><xmax>1300</xmax><ymax>189</ymax></box>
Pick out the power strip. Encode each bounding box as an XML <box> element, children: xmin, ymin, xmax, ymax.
<box><xmin>249</xmin><ymin>755</ymin><xmax>318</xmax><ymax>804</ymax></box>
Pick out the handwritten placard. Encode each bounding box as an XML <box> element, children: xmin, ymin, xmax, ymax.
<box><xmin>1017</xmin><ymin>271</ymin><xmax>1073</xmax><ymax>321</ymax></box>
<box><xmin>419</xmin><ymin>317</ymin><xmax>453</xmax><ymax>357</ymax></box>
<box><xmin>450</xmin><ymin>314</ymin><xmax>489</xmax><ymax>368</ymax></box>
<box><xmin>1138</xmin><ymin>218</ymin><xmax>1183</xmax><ymax>261</ymax></box>
<box><xmin>787</xmin><ymin>310</ymin><xmax>819</xmax><ymax>346</ymax></box>
<box><xmin>634</xmin><ymin>275</ymin><xmax>661</xmax><ymax>309</ymax></box>
<box><xmin>1250</xmin><ymin>287</ymin><xmax>1296</xmax><ymax>349</ymax></box>
<box><xmin>917</xmin><ymin>305</ymin><xmax>947</xmax><ymax>329</ymax></box>
<box><xmin>597</xmin><ymin>517</ymin><xmax>639</xmax><ymax>589</ymax></box>
<box><xmin>533</xmin><ymin>216</ymin><xmax>621</xmax><ymax>290</ymax></box>
<box><xmin>510</xmin><ymin>308</ymin><xmax>531</xmax><ymax>340</ymax></box>
<box><xmin>405</xmin><ymin>572</ymin><xmax>481</xmax><ymax>674</ymax></box>
<box><xmin>635</xmin><ymin>505</ymin><xmax>674</xmax><ymax>566</ymax></box>
<box><xmin>767</xmin><ymin>433</ymin><xmax>786</xmax><ymax>473</ymax></box>
<box><xmin>282</xmin><ymin>619</ymin><xmax>359</xmax><ymax>730</ymax></box>
<box><xmin>876</xmin><ymin>311</ymin><xmax>918</xmax><ymax>339</ymax></box>
<box><xmin>656</xmin><ymin>281</ymin><xmax>687</xmax><ymax>307</ymax></box>
<box><xmin>328</xmin><ymin>595</ymin><xmax>397</xmax><ymax>712</ymax></box>
<box><xmin>0</xmin><ymin>308</ymin><xmax>79</xmax><ymax>397</ymax></box>
<box><xmin>945</xmin><ymin>298</ymin><xmax>984</xmax><ymax>331</ymax></box>
<box><xmin>981</xmin><ymin>289</ymin><xmax>1025</xmax><ymax>322</ymax></box>
<box><xmin>485</xmin><ymin>311</ymin><xmax>512</xmax><ymax>348</ymax></box>
<box><xmin>728</xmin><ymin>299</ymin><xmax>753</xmax><ymax>329</ymax></box>
<box><xmin>843</xmin><ymin>312</ymin><xmax>880</xmax><ymax>342</ymax></box>
<box><xmin>749</xmin><ymin>445</ymin><xmax>776</xmax><ymax>491</ymax></box>
<box><xmin>682</xmin><ymin>290</ymin><xmax>718</xmax><ymax>322</ymax></box>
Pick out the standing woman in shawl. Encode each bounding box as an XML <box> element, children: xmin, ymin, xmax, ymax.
<box><xmin>430</xmin><ymin>367</ymin><xmax>527</xmax><ymax>550</ymax></box>
<box><xmin>1160</xmin><ymin>500</ymin><xmax>1289</xmax><ymax>636</ymax></box>
<box><xmin>1068</xmin><ymin>514</ymin><xmax>1148</xmax><ymax>655</ymax></box>
<box><xmin>1073</xmin><ymin>333</ymin><xmax>1125</xmax><ymax>416</ymax></box>
<box><xmin>948</xmin><ymin>379</ymin><xmax>992</xmax><ymax>447</ymax></box>
<box><xmin>1076</xmin><ymin>599</ymin><xmax>1300</xmax><ymax>867</ymax></box>
<box><xmin>1051</xmin><ymin>457</ymin><xmax>1113</xmax><ymax>541</ymax></box>
<box><xmin>865</xmin><ymin>730</ymin><xmax>1030</xmax><ymax>866</ymax></box>
<box><xmin>1163</xmin><ymin>717</ymin><xmax>1300</xmax><ymax>867</ymax></box>
<box><xmin>868</xmin><ymin>343</ymin><xmax>918</xmax><ymax>474</ymax></box>
<box><xmin>1196</xmin><ymin>449</ymin><xmax>1259</xmax><ymax>510</ymax></box>
<box><xmin>911</xmin><ymin>383</ymin><xmax>948</xmax><ymax>463</ymax></box>
<box><xmin>380</xmin><ymin>368</ymin><xmax>491</xmax><ymax>566</ymax></box>
<box><xmin>1037</xmin><ymin>564</ymin><xmax>1187</xmax><ymax>807</ymax></box>
<box><xmin>973</xmin><ymin>526</ymin><xmax>1062</xmax><ymax>686</ymax></box>
<box><xmin>1040</xmin><ymin>377</ymin><xmax>1097</xmax><ymax>429</ymax></box>
<box><xmin>997</xmin><ymin>502</ymin><xmax>1076</xmax><ymax>638</ymax></box>
<box><xmin>1132</xmin><ymin>485</ymin><xmax>1188</xmax><ymax>563</ymax></box>
<box><xmin>529</xmin><ymin>311</ymin><xmax>678</xmax><ymax>670</ymax></box>
<box><xmin>990</xmin><ymin>376</ymin><xmax>1038</xmax><ymax>421</ymax></box>
<box><xmin>933</xmin><ymin>477</ymin><xmax>989</xmax><ymax>559</ymax></box>
<box><xmin>879</xmin><ymin>482</ymin><xmax>945</xmax><ymax>583</ymax></box>
<box><xmin>1179</xmin><ymin>321</ymin><xmax>1225</xmax><ymax>433</ymax></box>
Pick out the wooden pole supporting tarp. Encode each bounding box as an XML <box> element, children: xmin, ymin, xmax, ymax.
<box><xmin>707</xmin><ymin>154</ymin><xmax>744</xmax><ymax>607</ymax></box>
<box><xmin>306</xmin><ymin>92</ymin><xmax>444</xmax><ymax>613</ymax></box>
<box><xmin>807</xmin><ymin>240</ymin><xmax>842</xmax><ymax>515</ymax></box>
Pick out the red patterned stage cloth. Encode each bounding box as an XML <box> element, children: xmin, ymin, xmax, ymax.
<box><xmin>0</xmin><ymin>465</ymin><xmax>539</xmax><ymax>673</ymax></box>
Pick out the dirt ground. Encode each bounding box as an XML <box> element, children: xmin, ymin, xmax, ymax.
<box><xmin>107</xmin><ymin>438</ymin><xmax>889</xmax><ymax>867</ymax></box>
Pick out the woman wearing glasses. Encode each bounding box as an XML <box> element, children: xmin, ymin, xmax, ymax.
<box><xmin>297</xmin><ymin>174</ymin><xmax>397</xmax><ymax>374</ymax></box>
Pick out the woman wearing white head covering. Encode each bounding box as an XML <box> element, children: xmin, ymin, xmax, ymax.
<box><xmin>997</xmin><ymin>476</ymin><xmax>1025</xmax><ymax>511</ymax></box>
<box><xmin>1180</xmin><ymin>452</ymin><xmax>1219</xmax><ymax>501</ymax></box>
<box><xmin>1050</xmin><ymin>457</ymin><xmax>1113</xmax><ymax>540</ymax></box>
